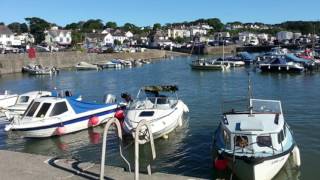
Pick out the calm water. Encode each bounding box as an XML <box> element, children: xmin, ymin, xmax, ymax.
<box><xmin>0</xmin><ymin>56</ymin><xmax>319</xmax><ymax>179</ymax></box>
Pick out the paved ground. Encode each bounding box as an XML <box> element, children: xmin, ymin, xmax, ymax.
<box><xmin>0</xmin><ymin>150</ymin><xmax>203</xmax><ymax>180</ymax></box>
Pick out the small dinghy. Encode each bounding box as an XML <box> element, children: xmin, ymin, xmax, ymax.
<box><xmin>5</xmin><ymin>95</ymin><xmax>120</xmax><ymax>138</ymax></box>
<box><xmin>122</xmin><ymin>85</ymin><xmax>189</xmax><ymax>140</ymax></box>
<box><xmin>212</xmin><ymin>77</ymin><xmax>301</xmax><ymax>180</ymax></box>
<box><xmin>75</xmin><ymin>61</ymin><xmax>99</xmax><ymax>70</ymax></box>
<box><xmin>0</xmin><ymin>90</ymin><xmax>18</xmax><ymax>109</ymax></box>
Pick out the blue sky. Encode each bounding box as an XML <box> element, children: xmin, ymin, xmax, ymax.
<box><xmin>1</xmin><ymin>0</ymin><xmax>319</xmax><ymax>26</ymax></box>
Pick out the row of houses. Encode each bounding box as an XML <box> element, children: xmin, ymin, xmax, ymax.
<box><xmin>0</xmin><ymin>25</ymin><xmax>35</xmax><ymax>48</ymax></box>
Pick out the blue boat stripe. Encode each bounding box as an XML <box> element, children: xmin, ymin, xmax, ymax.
<box><xmin>12</xmin><ymin>108</ymin><xmax>117</xmax><ymax>132</ymax></box>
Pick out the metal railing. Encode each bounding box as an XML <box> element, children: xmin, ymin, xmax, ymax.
<box><xmin>100</xmin><ymin>118</ymin><xmax>131</xmax><ymax>180</ymax></box>
<box><xmin>134</xmin><ymin>119</ymin><xmax>156</xmax><ymax>180</ymax></box>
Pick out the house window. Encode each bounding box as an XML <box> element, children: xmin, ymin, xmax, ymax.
<box><xmin>60</xmin><ymin>37</ymin><xmax>63</xmax><ymax>42</ymax></box>
<box><xmin>6</xmin><ymin>35</ymin><xmax>10</xmax><ymax>38</ymax></box>
<box><xmin>257</xmin><ymin>136</ymin><xmax>272</xmax><ymax>147</ymax></box>
<box><xmin>50</xmin><ymin>102</ymin><xmax>68</xmax><ymax>116</ymax></box>
<box><xmin>66</xmin><ymin>38</ymin><xmax>70</xmax><ymax>42</ymax></box>
<box><xmin>18</xmin><ymin>96</ymin><xmax>30</xmax><ymax>103</ymax></box>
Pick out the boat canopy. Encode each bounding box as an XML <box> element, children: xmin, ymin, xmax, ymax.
<box><xmin>66</xmin><ymin>97</ymin><xmax>112</xmax><ymax>114</ymax></box>
<box><xmin>142</xmin><ymin>85</ymin><xmax>178</xmax><ymax>92</ymax></box>
<box><xmin>285</xmin><ymin>53</ymin><xmax>311</xmax><ymax>64</ymax></box>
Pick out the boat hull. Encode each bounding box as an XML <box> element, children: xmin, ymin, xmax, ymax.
<box><xmin>190</xmin><ymin>64</ymin><xmax>224</xmax><ymax>70</ymax></box>
<box><xmin>123</xmin><ymin>101</ymin><xmax>188</xmax><ymax>139</ymax></box>
<box><xmin>0</xmin><ymin>95</ymin><xmax>18</xmax><ymax>108</ymax></box>
<box><xmin>8</xmin><ymin>109</ymin><xmax>117</xmax><ymax>138</ymax></box>
<box><xmin>259</xmin><ymin>65</ymin><xmax>304</xmax><ymax>73</ymax></box>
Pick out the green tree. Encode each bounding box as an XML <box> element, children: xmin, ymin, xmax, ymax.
<box><xmin>8</xmin><ymin>22</ymin><xmax>22</xmax><ymax>34</ymax></box>
<box><xmin>20</xmin><ymin>23</ymin><xmax>29</xmax><ymax>33</ymax></box>
<box><xmin>122</xmin><ymin>23</ymin><xmax>141</xmax><ymax>34</ymax></box>
<box><xmin>0</xmin><ymin>22</ymin><xmax>4</xmax><ymax>25</ymax></box>
<box><xmin>153</xmin><ymin>23</ymin><xmax>161</xmax><ymax>31</ymax></box>
<box><xmin>71</xmin><ymin>31</ymin><xmax>84</xmax><ymax>46</ymax></box>
<box><xmin>105</xmin><ymin>21</ymin><xmax>117</xmax><ymax>29</ymax></box>
<box><xmin>207</xmin><ymin>18</ymin><xmax>224</xmax><ymax>31</ymax></box>
<box><xmin>82</xmin><ymin>19</ymin><xmax>104</xmax><ymax>32</ymax></box>
<box><xmin>25</xmin><ymin>17</ymin><xmax>51</xmax><ymax>44</ymax></box>
<box><xmin>65</xmin><ymin>22</ymin><xmax>81</xmax><ymax>30</ymax></box>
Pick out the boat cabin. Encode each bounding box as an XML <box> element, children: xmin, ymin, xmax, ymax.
<box><xmin>14</xmin><ymin>91</ymin><xmax>52</xmax><ymax>107</ymax></box>
<box><xmin>129</xmin><ymin>85</ymin><xmax>179</xmax><ymax>110</ymax></box>
<box><xmin>218</xmin><ymin>99</ymin><xmax>292</xmax><ymax>156</ymax></box>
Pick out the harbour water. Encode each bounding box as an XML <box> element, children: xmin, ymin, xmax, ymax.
<box><xmin>0</xmin><ymin>56</ymin><xmax>319</xmax><ymax>179</ymax></box>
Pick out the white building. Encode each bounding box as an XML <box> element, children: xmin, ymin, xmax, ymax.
<box><xmin>257</xmin><ymin>33</ymin><xmax>269</xmax><ymax>41</ymax></box>
<box><xmin>0</xmin><ymin>25</ymin><xmax>14</xmax><ymax>47</ymax></box>
<box><xmin>167</xmin><ymin>28</ymin><xmax>190</xmax><ymax>39</ymax></box>
<box><xmin>190</xmin><ymin>26</ymin><xmax>207</xmax><ymax>36</ymax></box>
<box><xmin>276</xmin><ymin>31</ymin><xmax>293</xmax><ymax>42</ymax></box>
<box><xmin>44</xmin><ymin>26</ymin><xmax>72</xmax><ymax>46</ymax></box>
<box><xmin>239</xmin><ymin>32</ymin><xmax>257</xmax><ymax>42</ymax></box>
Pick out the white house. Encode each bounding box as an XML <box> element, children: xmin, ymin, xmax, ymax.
<box><xmin>190</xmin><ymin>26</ymin><xmax>207</xmax><ymax>36</ymax></box>
<box><xmin>0</xmin><ymin>25</ymin><xmax>14</xmax><ymax>47</ymax></box>
<box><xmin>125</xmin><ymin>31</ymin><xmax>133</xmax><ymax>38</ymax></box>
<box><xmin>276</xmin><ymin>31</ymin><xmax>293</xmax><ymax>42</ymax></box>
<box><xmin>168</xmin><ymin>28</ymin><xmax>191</xmax><ymax>39</ymax></box>
<box><xmin>44</xmin><ymin>26</ymin><xmax>72</xmax><ymax>46</ymax></box>
<box><xmin>239</xmin><ymin>32</ymin><xmax>257</xmax><ymax>42</ymax></box>
<box><xmin>257</xmin><ymin>33</ymin><xmax>269</xmax><ymax>41</ymax></box>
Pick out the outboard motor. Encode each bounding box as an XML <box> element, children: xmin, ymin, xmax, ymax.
<box><xmin>121</xmin><ymin>92</ymin><xmax>132</xmax><ymax>103</ymax></box>
<box><xmin>104</xmin><ymin>94</ymin><xmax>116</xmax><ymax>104</ymax></box>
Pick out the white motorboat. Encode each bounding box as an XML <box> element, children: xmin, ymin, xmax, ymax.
<box><xmin>75</xmin><ymin>62</ymin><xmax>99</xmax><ymax>70</ymax></box>
<box><xmin>213</xmin><ymin>80</ymin><xmax>301</xmax><ymax>180</ymax></box>
<box><xmin>22</xmin><ymin>64</ymin><xmax>59</xmax><ymax>75</ymax></box>
<box><xmin>190</xmin><ymin>58</ymin><xmax>230</xmax><ymax>70</ymax></box>
<box><xmin>122</xmin><ymin>85</ymin><xmax>189</xmax><ymax>139</ymax></box>
<box><xmin>3</xmin><ymin>91</ymin><xmax>53</xmax><ymax>120</ymax></box>
<box><xmin>0</xmin><ymin>90</ymin><xmax>18</xmax><ymax>109</ymax></box>
<box><xmin>5</xmin><ymin>95</ymin><xmax>120</xmax><ymax>138</ymax></box>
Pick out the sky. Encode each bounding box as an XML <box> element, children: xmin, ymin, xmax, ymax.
<box><xmin>1</xmin><ymin>0</ymin><xmax>320</xmax><ymax>27</ymax></box>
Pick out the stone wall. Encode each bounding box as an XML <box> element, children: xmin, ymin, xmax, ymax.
<box><xmin>0</xmin><ymin>49</ymin><xmax>169</xmax><ymax>74</ymax></box>
<box><xmin>203</xmin><ymin>45</ymin><xmax>238</xmax><ymax>55</ymax></box>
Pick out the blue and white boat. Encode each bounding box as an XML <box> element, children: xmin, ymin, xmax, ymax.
<box><xmin>5</xmin><ymin>96</ymin><xmax>120</xmax><ymax>138</ymax></box>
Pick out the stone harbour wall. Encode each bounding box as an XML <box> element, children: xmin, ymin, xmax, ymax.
<box><xmin>0</xmin><ymin>49</ymin><xmax>179</xmax><ymax>74</ymax></box>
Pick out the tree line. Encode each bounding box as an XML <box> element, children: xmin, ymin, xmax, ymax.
<box><xmin>1</xmin><ymin>17</ymin><xmax>319</xmax><ymax>45</ymax></box>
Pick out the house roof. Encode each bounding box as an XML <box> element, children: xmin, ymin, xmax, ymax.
<box><xmin>47</xmin><ymin>29</ymin><xmax>71</xmax><ymax>37</ymax></box>
<box><xmin>0</xmin><ymin>25</ymin><xmax>13</xmax><ymax>35</ymax></box>
<box><xmin>85</xmin><ymin>33</ymin><xmax>107</xmax><ymax>42</ymax></box>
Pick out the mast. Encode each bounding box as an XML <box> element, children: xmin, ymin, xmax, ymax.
<box><xmin>248</xmin><ymin>72</ymin><xmax>253</xmax><ymax>114</ymax></box>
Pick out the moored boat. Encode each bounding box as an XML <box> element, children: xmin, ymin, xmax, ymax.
<box><xmin>75</xmin><ymin>61</ymin><xmax>100</xmax><ymax>70</ymax></box>
<box><xmin>212</xmin><ymin>78</ymin><xmax>301</xmax><ymax>180</ymax></box>
<box><xmin>258</xmin><ymin>57</ymin><xmax>304</xmax><ymax>73</ymax></box>
<box><xmin>122</xmin><ymin>85</ymin><xmax>189</xmax><ymax>139</ymax></box>
<box><xmin>22</xmin><ymin>64</ymin><xmax>59</xmax><ymax>75</ymax></box>
<box><xmin>190</xmin><ymin>58</ymin><xmax>230</xmax><ymax>70</ymax></box>
<box><xmin>5</xmin><ymin>95</ymin><xmax>120</xmax><ymax>138</ymax></box>
<box><xmin>0</xmin><ymin>91</ymin><xmax>18</xmax><ymax>109</ymax></box>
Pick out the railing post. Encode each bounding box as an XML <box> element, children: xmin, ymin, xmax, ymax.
<box><xmin>134</xmin><ymin>119</ymin><xmax>156</xmax><ymax>180</ymax></box>
<box><xmin>100</xmin><ymin>118</ymin><xmax>131</xmax><ymax>180</ymax></box>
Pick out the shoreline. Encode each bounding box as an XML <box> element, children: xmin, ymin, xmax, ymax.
<box><xmin>0</xmin><ymin>49</ymin><xmax>189</xmax><ymax>75</ymax></box>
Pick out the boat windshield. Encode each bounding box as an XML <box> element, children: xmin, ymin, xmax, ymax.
<box><xmin>251</xmin><ymin>99</ymin><xmax>282</xmax><ymax>114</ymax></box>
<box><xmin>17</xmin><ymin>96</ymin><xmax>29</xmax><ymax>104</ymax></box>
<box><xmin>222</xmin><ymin>99</ymin><xmax>282</xmax><ymax>114</ymax></box>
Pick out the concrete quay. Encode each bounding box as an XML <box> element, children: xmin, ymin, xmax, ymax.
<box><xmin>0</xmin><ymin>150</ymin><xmax>203</xmax><ymax>180</ymax></box>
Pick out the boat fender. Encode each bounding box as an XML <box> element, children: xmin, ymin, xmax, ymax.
<box><xmin>182</xmin><ymin>103</ymin><xmax>189</xmax><ymax>113</ymax></box>
<box><xmin>89</xmin><ymin>116</ymin><xmax>100</xmax><ymax>126</ymax></box>
<box><xmin>214</xmin><ymin>155</ymin><xmax>228</xmax><ymax>171</ymax></box>
<box><xmin>287</xmin><ymin>66</ymin><xmax>290</xmax><ymax>71</ymax></box>
<box><xmin>278</xmin><ymin>66</ymin><xmax>281</xmax><ymax>71</ymax></box>
<box><xmin>268</xmin><ymin>65</ymin><xmax>271</xmax><ymax>69</ymax></box>
<box><xmin>292</xmin><ymin>145</ymin><xmax>301</xmax><ymax>167</ymax></box>
<box><xmin>114</xmin><ymin>110</ymin><xmax>125</xmax><ymax>120</ymax></box>
<box><xmin>56</xmin><ymin>126</ymin><xmax>66</xmax><ymax>135</ymax></box>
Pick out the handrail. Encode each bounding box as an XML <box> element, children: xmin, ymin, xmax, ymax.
<box><xmin>100</xmin><ymin>118</ymin><xmax>131</xmax><ymax>180</ymax></box>
<box><xmin>134</xmin><ymin>119</ymin><xmax>156</xmax><ymax>180</ymax></box>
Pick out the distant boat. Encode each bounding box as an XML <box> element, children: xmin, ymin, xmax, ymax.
<box><xmin>75</xmin><ymin>62</ymin><xmax>99</xmax><ymax>70</ymax></box>
<box><xmin>190</xmin><ymin>58</ymin><xmax>230</xmax><ymax>70</ymax></box>
<box><xmin>5</xmin><ymin>95</ymin><xmax>120</xmax><ymax>138</ymax></box>
<box><xmin>22</xmin><ymin>64</ymin><xmax>58</xmax><ymax>75</ymax></box>
<box><xmin>215</xmin><ymin>56</ymin><xmax>245</xmax><ymax>67</ymax></box>
<box><xmin>258</xmin><ymin>57</ymin><xmax>304</xmax><ymax>73</ymax></box>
